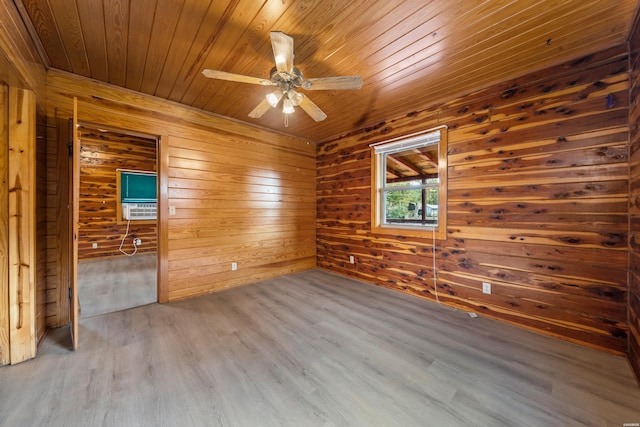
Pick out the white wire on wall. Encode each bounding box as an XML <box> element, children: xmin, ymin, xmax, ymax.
<box><xmin>119</xmin><ymin>218</ymin><xmax>139</xmax><ymax>257</ymax></box>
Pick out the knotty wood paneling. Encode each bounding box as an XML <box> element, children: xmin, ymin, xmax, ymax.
<box><xmin>317</xmin><ymin>46</ymin><xmax>630</xmax><ymax>355</ymax></box>
<box><xmin>0</xmin><ymin>2</ymin><xmax>49</xmax><ymax>364</ymax></box>
<box><xmin>0</xmin><ymin>85</ymin><xmax>9</xmax><ymax>364</ymax></box>
<box><xmin>628</xmin><ymin>8</ymin><xmax>640</xmax><ymax>384</ymax></box>
<box><xmin>77</xmin><ymin>126</ymin><xmax>157</xmax><ymax>259</ymax></box>
<box><xmin>45</xmin><ymin>69</ymin><xmax>316</xmax><ymax>304</ymax></box>
<box><xmin>8</xmin><ymin>87</ymin><xmax>36</xmax><ymax>363</ymax></box>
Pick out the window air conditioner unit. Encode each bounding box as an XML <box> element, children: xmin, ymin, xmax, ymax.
<box><xmin>122</xmin><ymin>203</ymin><xmax>157</xmax><ymax>220</ymax></box>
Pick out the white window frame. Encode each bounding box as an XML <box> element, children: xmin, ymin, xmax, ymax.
<box><xmin>370</xmin><ymin>126</ymin><xmax>448</xmax><ymax>240</ymax></box>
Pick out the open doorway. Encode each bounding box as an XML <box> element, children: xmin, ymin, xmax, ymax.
<box><xmin>75</xmin><ymin>124</ymin><xmax>158</xmax><ymax>318</ymax></box>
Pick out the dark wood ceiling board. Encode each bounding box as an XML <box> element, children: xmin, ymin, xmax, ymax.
<box><xmin>334</xmin><ymin>1</ymin><xmax>452</xmax><ymax>77</ymax></box>
<box><xmin>75</xmin><ymin>0</ymin><xmax>109</xmax><ymax>82</ymax></box>
<box><xmin>2</xmin><ymin>0</ymin><xmax>46</xmax><ymax>68</ymax></box>
<box><xmin>47</xmin><ymin>0</ymin><xmax>89</xmax><ymax>75</ymax></box>
<box><xmin>19</xmin><ymin>0</ymin><xmax>69</xmax><ymax>69</ymax></box>
<box><xmin>174</xmin><ymin>0</ymin><xmax>271</xmax><ymax>106</ymax></box>
<box><xmin>103</xmin><ymin>0</ymin><xmax>130</xmax><ymax>86</ymax></box>
<box><xmin>162</xmin><ymin>1</ymin><xmax>236</xmax><ymax>102</ymax></box>
<box><xmin>365</xmin><ymin>0</ymin><xmax>564</xmax><ymax>90</ymax></box>
<box><xmin>292</xmin><ymin>1</ymin><xmax>401</xmax><ymax>68</ymax></box>
<box><xmin>153</xmin><ymin>0</ymin><xmax>214</xmax><ymax>99</ymax></box>
<box><xmin>124</xmin><ymin>0</ymin><xmax>158</xmax><ymax>91</ymax></box>
<box><xmin>138</xmin><ymin>0</ymin><xmax>186</xmax><ymax>95</ymax></box>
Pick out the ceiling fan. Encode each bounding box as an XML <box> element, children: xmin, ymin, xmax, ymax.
<box><xmin>202</xmin><ymin>31</ymin><xmax>363</xmax><ymax>125</ymax></box>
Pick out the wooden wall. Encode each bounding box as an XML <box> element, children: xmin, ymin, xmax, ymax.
<box><xmin>0</xmin><ymin>0</ymin><xmax>49</xmax><ymax>363</ymax></box>
<box><xmin>0</xmin><ymin>84</ymin><xmax>8</xmax><ymax>364</ymax></box>
<box><xmin>44</xmin><ymin>117</ymin><xmax>70</xmax><ymax>330</ymax></box>
<box><xmin>317</xmin><ymin>45</ymin><xmax>630</xmax><ymax>355</ymax></box>
<box><xmin>44</xmin><ymin>69</ymin><xmax>315</xmax><ymax>313</ymax></box>
<box><xmin>77</xmin><ymin>126</ymin><xmax>157</xmax><ymax>259</ymax></box>
<box><xmin>629</xmin><ymin>9</ymin><xmax>640</xmax><ymax>383</ymax></box>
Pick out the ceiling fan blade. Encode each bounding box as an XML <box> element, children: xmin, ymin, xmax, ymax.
<box><xmin>298</xmin><ymin>95</ymin><xmax>327</xmax><ymax>122</ymax></box>
<box><xmin>202</xmin><ymin>69</ymin><xmax>273</xmax><ymax>86</ymax></box>
<box><xmin>304</xmin><ymin>76</ymin><xmax>363</xmax><ymax>90</ymax></box>
<box><xmin>270</xmin><ymin>31</ymin><xmax>294</xmax><ymax>73</ymax></box>
<box><xmin>248</xmin><ymin>98</ymin><xmax>272</xmax><ymax>118</ymax></box>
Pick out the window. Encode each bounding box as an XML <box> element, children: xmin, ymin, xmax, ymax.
<box><xmin>371</xmin><ymin>127</ymin><xmax>447</xmax><ymax>239</ymax></box>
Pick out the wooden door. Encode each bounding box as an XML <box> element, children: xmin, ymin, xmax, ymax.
<box><xmin>70</xmin><ymin>98</ymin><xmax>79</xmax><ymax>350</ymax></box>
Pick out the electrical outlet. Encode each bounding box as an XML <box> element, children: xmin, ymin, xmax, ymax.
<box><xmin>92</xmin><ymin>242</ymin><xmax>98</xmax><ymax>249</ymax></box>
<box><xmin>134</xmin><ymin>238</ymin><xmax>142</xmax><ymax>246</ymax></box>
<box><xmin>169</xmin><ymin>205</ymin><xmax>176</xmax><ymax>215</ymax></box>
<box><xmin>349</xmin><ymin>255</ymin><xmax>355</xmax><ymax>264</ymax></box>
<box><xmin>482</xmin><ymin>282</ymin><xmax>492</xmax><ymax>295</ymax></box>
<box><xmin>231</xmin><ymin>262</ymin><xmax>237</xmax><ymax>271</ymax></box>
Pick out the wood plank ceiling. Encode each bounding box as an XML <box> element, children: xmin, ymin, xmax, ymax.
<box><xmin>16</xmin><ymin>0</ymin><xmax>639</xmax><ymax>142</ymax></box>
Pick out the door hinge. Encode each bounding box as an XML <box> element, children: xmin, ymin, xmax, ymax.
<box><xmin>69</xmin><ymin>287</ymin><xmax>72</xmax><ymax>300</ymax></box>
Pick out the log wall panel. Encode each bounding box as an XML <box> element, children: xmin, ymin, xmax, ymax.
<box><xmin>77</xmin><ymin>127</ymin><xmax>157</xmax><ymax>259</ymax></box>
<box><xmin>317</xmin><ymin>46</ymin><xmax>630</xmax><ymax>354</ymax></box>
<box><xmin>45</xmin><ymin>70</ymin><xmax>316</xmax><ymax>306</ymax></box>
<box><xmin>628</xmin><ymin>9</ymin><xmax>640</xmax><ymax>385</ymax></box>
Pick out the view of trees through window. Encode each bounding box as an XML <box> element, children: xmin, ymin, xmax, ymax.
<box><xmin>384</xmin><ymin>179</ymin><xmax>439</xmax><ymax>225</ymax></box>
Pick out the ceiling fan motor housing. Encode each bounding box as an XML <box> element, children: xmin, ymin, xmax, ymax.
<box><xmin>269</xmin><ymin>66</ymin><xmax>311</xmax><ymax>91</ymax></box>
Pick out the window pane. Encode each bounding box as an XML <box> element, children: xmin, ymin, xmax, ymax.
<box><xmin>384</xmin><ymin>144</ymin><xmax>438</xmax><ymax>186</ymax></box>
<box><xmin>384</xmin><ymin>189</ymin><xmax>424</xmax><ymax>223</ymax></box>
<box><xmin>425</xmin><ymin>188</ymin><xmax>438</xmax><ymax>219</ymax></box>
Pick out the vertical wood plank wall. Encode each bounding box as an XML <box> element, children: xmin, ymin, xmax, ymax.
<box><xmin>0</xmin><ymin>85</ymin><xmax>9</xmax><ymax>364</ymax></box>
<box><xmin>317</xmin><ymin>45</ymin><xmax>630</xmax><ymax>354</ymax></box>
<box><xmin>0</xmin><ymin>0</ymin><xmax>51</xmax><ymax>365</ymax></box>
<box><xmin>77</xmin><ymin>127</ymin><xmax>157</xmax><ymax>259</ymax></box>
<box><xmin>44</xmin><ymin>70</ymin><xmax>316</xmax><ymax>307</ymax></box>
<box><xmin>628</xmin><ymin>10</ymin><xmax>640</xmax><ymax>383</ymax></box>
<box><xmin>7</xmin><ymin>87</ymin><xmax>36</xmax><ymax>362</ymax></box>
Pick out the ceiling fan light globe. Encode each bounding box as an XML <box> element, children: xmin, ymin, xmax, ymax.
<box><xmin>287</xmin><ymin>90</ymin><xmax>304</xmax><ymax>106</ymax></box>
<box><xmin>266</xmin><ymin>91</ymin><xmax>283</xmax><ymax>108</ymax></box>
<box><xmin>283</xmin><ymin>98</ymin><xmax>295</xmax><ymax>114</ymax></box>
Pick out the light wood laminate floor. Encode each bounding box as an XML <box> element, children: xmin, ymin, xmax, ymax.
<box><xmin>1</xmin><ymin>269</ymin><xmax>639</xmax><ymax>426</ymax></box>
<box><xmin>78</xmin><ymin>253</ymin><xmax>157</xmax><ymax>318</ymax></box>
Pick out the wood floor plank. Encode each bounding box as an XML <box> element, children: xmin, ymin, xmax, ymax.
<box><xmin>0</xmin><ymin>269</ymin><xmax>639</xmax><ymax>426</ymax></box>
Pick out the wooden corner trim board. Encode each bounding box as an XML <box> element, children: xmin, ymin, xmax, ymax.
<box><xmin>3</xmin><ymin>87</ymin><xmax>37</xmax><ymax>364</ymax></box>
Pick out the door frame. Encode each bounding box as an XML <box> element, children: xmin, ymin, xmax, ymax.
<box><xmin>69</xmin><ymin>116</ymin><xmax>163</xmax><ymax>349</ymax></box>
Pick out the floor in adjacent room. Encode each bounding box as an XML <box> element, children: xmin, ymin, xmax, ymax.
<box><xmin>1</xmin><ymin>269</ymin><xmax>639</xmax><ymax>426</ymax></box>
<box><xmin>78</xmin><ymin>253</ymin><xmax>157</xmax><ymax>318</ymax></box>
